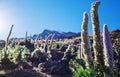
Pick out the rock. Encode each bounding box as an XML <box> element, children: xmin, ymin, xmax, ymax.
<box><xmin>50</xmin><ymin>59</ymin><xmax>72</xmax><ymax>75</ymax></box>
<box><xmin>19</xmin><ymin>61</ymin><xmax>33</xmax><ymax>69</ymax></box>
<box><xmin>51</xmin><ymin>50</ymin><xmax>64</xmax><ymax>61</ymax></box>
<box><xmin>60</xmin><ymin>44</ymin><xmax>68</xmax><ymax>52</ymax></box>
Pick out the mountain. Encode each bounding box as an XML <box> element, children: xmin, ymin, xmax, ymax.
<box><xmin>34</xmin><ymin>29</ymin><xmax>80</xmax><ymax>40</ymax></box>
<box><xmin>11</xmin><ymin>29</ymin><xmax>80</xmax><ymax>40</ymax></box>
<box><xmin>11</xmin><ymin>29</ymin><xmax>120</xmax><ymax>40</ymax></box>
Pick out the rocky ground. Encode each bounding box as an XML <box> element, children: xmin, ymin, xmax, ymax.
<box><xmin>0</xmin><ymin>67</ymin><xmax>72</xmax><ymax>77</ymax></box>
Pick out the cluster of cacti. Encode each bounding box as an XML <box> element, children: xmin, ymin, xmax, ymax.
<box><xmin>75</xmin><ymin>1</ymin><xmax>116</xmax><ymax>77</ymax></box>
<box><xmin>80</xmin><ymin>1</ymin><xmax>115</xmax><ymax>69</ymax></box>
<box><xmin>31</xmin><ymin>34</ymin><xmax>54</xmax><ymax>60</ymax></box>
<box><xmin>0</xmin><ymin>1</ymin><xmax>119</xmax><ymax>77</ymax></box>
<box><xmin>81</xmin><ymin>12</ymin><xmax>93</xmax><ymax>68</ymax></box>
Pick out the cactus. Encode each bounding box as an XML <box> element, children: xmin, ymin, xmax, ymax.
<box><xmin>44</xmin><ymin>34</ymin><xmax>52</xmax><ymax>52</ymax></box>
<box><xmin>5</xmin><ymin>25</ymin><xmax>14</xmax><ymax>48</ymax></box>
<box><xmin>34</xmin><ymin>33</ymin><xmax>41</xmax><ymax>48</ymax></box>
<box><xmin>35</xmin><ymin>33</ymin><xmax>41</xmax><ymax>43</ymax></box>
<box><xmin>45</xmin><ymin>34</ymin><xmax>52</xmax><ymax>44</ymax></box>
<box><xmin>48</xmin><ymin>34</ymin><xmax>55</xmax><ymax>51</ymax></box>
<box><xmin>91</xmin><ymin>1</ymin><xmax>104</xmax><ymax>64</ymax></box>
<box><xmin>81</xmin><ymin>12</ymin><xmax>93</xmax><ymax>68</ymax></box>
<box><xmin>103</xmin><ymin>24</ymin><xmax>114</xmax><ymax>68</ymax></box>
<box><xmin>78</xmin><ymin>45</ymin><xmax>83</xmax><ymax>58</ymax></box>
<box><xmin>25</xmin><ymin>32</ymin><xmax>28</xmax><ymax>42</ymax></box>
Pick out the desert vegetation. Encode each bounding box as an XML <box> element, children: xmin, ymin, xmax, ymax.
<box><xmin>0</xmin><ymin>1</ymin><xmax>120</xmax><ymax>77</ymax></box>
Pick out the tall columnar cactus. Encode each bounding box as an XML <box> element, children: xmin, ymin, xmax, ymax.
<box><xmin>78</xmin><ymin>45</ymin><xmax>83</xmax><ymax>58</ymax></box>
<box><xmin>5</xmin><ymin>25</ymin><xmax>14</xmax><ymax>48</ymax></box>
<box><xmin>45</xmin><ymin>34</ymin><xmax>52</xmax><ymax>44</ymax></box>
<box><xmin>48</xmin><ymin>34</ymin><xmax>55</xmax><ymax>51</ymax></box>
<box><xmin>34</xmin><ymin>33</ymin><xmax>41</xmax><ymax>48</ymax></box>
<box><xmin>103</xmin><ymin>24</ymin><xmax>114</xmax><ymax>68</ymax></box>
<box><xmin>35</xmin><ymin>33</ymin><xmax>41</xmax><ymax>42</ymax></box>
<box><xmin>81</xmin><ymin>12</ymin><xmax>93</xmax><ymax>68</ymax></box>
<box><xmin>91</xmin><ymin>1</ymin><xmax>104</xmax><ymax>64</ymax></box>
<box><xmin>25</xmin><ymin>32</ymin><xmax>28</xmax><ymax>42</ymax></box>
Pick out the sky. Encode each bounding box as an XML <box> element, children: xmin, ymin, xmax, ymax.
<box><xmin>0</xmin><ymin>0</ymin><xmax>120</xmax><ymax>40</ymax></box>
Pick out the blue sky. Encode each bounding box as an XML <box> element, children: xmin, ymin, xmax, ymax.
<box><xmin>0</xmin><ymin>0</ymin><xmax>120</xmax><ymax>39</ymax></box>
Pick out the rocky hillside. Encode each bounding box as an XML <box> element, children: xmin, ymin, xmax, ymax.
<box><xmin>110</xmin><ymin>29</ymin><xmax>120</xmax><ymax>39</ymax></box>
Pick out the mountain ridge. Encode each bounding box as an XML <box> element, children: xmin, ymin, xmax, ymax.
<box><xmin>12</xmin><ymin>29</ymin><xmax>80</xmax><ymax>40</ymax></box>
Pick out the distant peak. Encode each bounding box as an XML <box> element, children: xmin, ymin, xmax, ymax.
<box><xmin>43</xmin><ymin>29</ymin><xmax>50</xmax><ymax>31</ymax></box>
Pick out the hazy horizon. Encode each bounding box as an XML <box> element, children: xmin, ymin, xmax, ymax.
<box><xmin>0</xmin><ymin>0</ymin><xmax>120</xmax><ymax>40</ymax></box>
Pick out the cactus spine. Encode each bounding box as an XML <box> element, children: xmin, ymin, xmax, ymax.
<box><xmin>103</xmin><ymin>24</ymin><xmax>114</xmax><ymax>68</ymax></box>
<box><xmin>91</xmin><ymin>1</ymin><xmax>104</xmax><ymax>64</ymax></box>
<box><xmin>81</xmin><ymin>12</ymin><xmax>93</xmax><ymax>68</ymax></box>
